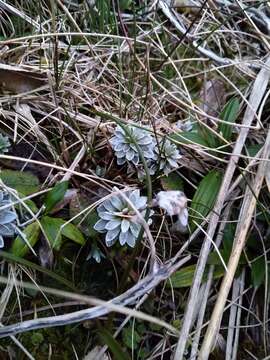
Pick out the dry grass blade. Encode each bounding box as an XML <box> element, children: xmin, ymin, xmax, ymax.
<box><xmin>158</xmin><ymin>0</ymin><xmax>259</xmax><ymax>69</ymax></box>
<box><xmin>174</xmin><ymin>55</ymin><xmax>270</xmax><ymax>360</ymax></box>
<box><xmin>199</xmin><ymin>126</ymin><xmax>270</xmax><ymax>358</ymax></box>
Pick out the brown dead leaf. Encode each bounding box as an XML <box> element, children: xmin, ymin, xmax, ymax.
<box><xmin>0</xmin><ymin>64</ymin><xmax>46</xmax><ymax>94</ymax></box>
<box><xmin>199</xmin><ymin>79</ymin><xmax>226</xmax><ymax>117</ymax></box>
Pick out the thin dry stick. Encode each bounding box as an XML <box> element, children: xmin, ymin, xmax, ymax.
<box><xmin>158</xmin><ymin>0</ymin><xmax>260</xmax><ymax>69</ymax></box>
<box><xmin>0</xmin><ymin>256</ymin><xmax>190</xmax><ymax>338</ymax></box>
<box><xmin>190</xmin><ymin>201</ymin><xmax>235</xmax><ymax>359</ymax></box>
<box><xmin>226</xmin><ymin>275</ymin><xmax>242</xmax><ymax>360</ymax></box>
<box><xmin>199</xmin><ymin>126</ymin><xmax>270</xmax><ymax>358</ymax></box>
<box><xmin>232</xmin><ymin>270</ymin><xmax>245</xmax><ymax>360</ymax></box>
<box><xmin>173</xmin><ymin>56</ymin><xmax>270</xmax><ymax>360</ymax></box>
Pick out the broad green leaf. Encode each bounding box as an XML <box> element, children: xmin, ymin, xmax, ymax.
<box><xmin>61</xmin><ymin>220</ymin><xmax>86</xmax><ymax>245</ymax></box>
<box><xmin>198</xmin><ymin>124</ymin><xmax>219</xmax><ymax>149</ymax></box>
<box><xmin>168</xmin><ymin>264</ymin><xmax>224</xmax><ymax>288</ymax></box>
<box><xmin>40</xmin><ymin>216</ymin><xmax>85</xmax><ymax>251</ymax></box>
<box><xmin>189</xmin><ymin>170</ymin><xmax>222</xmax><ymax>231</ymax></box>
<box><xmin>44</xmin><ymin>181</ymin><xmax>68</xmax><ymax>213</ymax></box>
<box><xmin>207</xmin><ymin>250</ymin><xmax>246</xmax><ymax>266</ymax></box>
<box><xmin>222</xmin><ymin>223</ymin><xmax>236</xmax><ymax>253</ymax></box>
<box><xmin>169</xmin><ymin>131</ymin><xmax>209</xmax><ymax>147</ymax></box>
<box><xmin>218</xmin><ymin>98</ymin><xmax>239</xmax><ymax>142</ymax></box>
<box><xmin>161</xmin><ymin>172</ymin><xmax>184</xmax><ymax>191</ymax></box>
<box><xmin>16</xmin><ymin>192</ymin><xmax>38</xmax><ymax>214</ymax></box>
<box><xmin>251</xmin><ymin>257</ymin><xmax>265</xmax><ymax>288</ymax></box>
<box><xmin>0</xmin><ymin>170</ymin><xmax>39</xmax><ymax>195</ymax></box>
<box><xmin>99</xmin><ymin>328</ymin><xmax>130</xmax><ymax>360</ymax></box>
<box><xmin>0</xmin><ymin>250</ymin><xmax>76</xmax><ymax>290</ymax></box>
<box><xmin>10</xmin><ymin>222</ymin><xmax>40</xmax><ymax>258</ymax></box>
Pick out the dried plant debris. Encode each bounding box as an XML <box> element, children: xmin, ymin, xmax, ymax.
<box><xmin>0</xmin><ymin>64</ymin><xmax>46</xmax><ymax>94</ymax></box>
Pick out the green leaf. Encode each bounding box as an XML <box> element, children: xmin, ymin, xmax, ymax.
<box><xmin>44</xmin><ymin>181</ymin><xmax>68</xmax><ymax>213</ymax></box>
<box><xmin>251</xmin><ymin>257</ymin><xmax>265</xmax><ymax>288</ymax></box>
<box><xmin>119</xmin><ymin>0</ymin><xmax>132</xmax><ymax>10</ymax></box>
<box><xmin>246</xmin><ymin>144</ymin><xmax>263</xmax><ymax>158</ymax></box>
<box><xmin>99</xmin><ymin>328</ymin><xmax>131</xmax><ymax>360</ymax></box>
<box><xmin>207</xmin><ymin>250</ymin><xmax>246</xmax><ymax>266</ymax></box>
<box><xmin>40</xmin><ymin>216</ymin><xmax>85</xmax><ymax>251</ymax></box>
<box><xmin>122</xmin><ymin>326</ymin><xmax>141</xmax><ymax>350</ymax></box>
<box><xmin>10</xmin><ymin>222</ymin><xmax>40</xmax><ymax>258</ymax></box>
<box><xmin>198</xmin><ymin>124</ymin><xmax>219</xmax><ymax>149</ymax></box>
<box><xmin>31</xmin><ymin>332</ymin><xmax>44</xmax><ymax>346</ymax></box>
<box><xmin>161</xmin><ymin>172</ymin><xmax>184</xmax><ymax>191</ymax></box>
<box><xmin>218</xmin><ymin>98</ymin><xmax>239</xmax><ymax>141</ymax></box>
<box><xmin>169</xmin><ymin>131</ymin><xmax>209</xmax><ymax>147</ymax></box>
<box><xmin>189</xmin><ymin>170</ymin><xmax>223</xmax><ymax>231</ymax></box>
<box><xmin>222</xmin><ymin>223</ymin><xmax>236</xmax><ymax>253</ymax></box>
<box><xmin>169</xmin><ymin>264</ymin><xmax>224</xmax><ymax>288</ymax></box>
<box><xmin>16</xmin><ymin>192</ymin><xmax>38</xmax><ymax>214</ymax></box>
<box><xmin>0</xmin><ymin>170</ymin><xmax>39</xmax><ymax>195</ymax></box>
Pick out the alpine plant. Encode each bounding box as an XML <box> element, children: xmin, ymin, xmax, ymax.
<box><xmin>151</xmin><ymin>139</ymin><xmax>182</xmax><ymax>176</ymax></box>
<box><xmin>0</xmin><ymin>134</ymin><xmax>10</xmax><ymax>154</ymax></box>
<box><xmin>0</xmin><ymin>191</ymin><xmax>17</xmax><ymax>248</ymax></box>
<box><xmin>94</xmin><ymin>189</ymin><xmax>152</xmax><ymax>248</ymax></box>
<box><xmin>110</xmin><ymin>125</ymin><xmax>181</xmax><ymax>176</ymax></box>
<box><xmin>110</xmin><ymin>125</ymin><xmax>155</xmax><ymax>165</ymax></box>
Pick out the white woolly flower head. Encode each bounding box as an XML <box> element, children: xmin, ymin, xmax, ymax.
<box><xmin>153</xmin><ymin>190</ymin><xmax>188</xmax><ymax>231</ymax></box>
<box><xmin>94</xmin><ymin>188</ymin><xmax>152</xmax><ymax>248</ymax></box>
<box><xmin>0</xmin><ymin>191</ymin><xmax>17</xmax><ymax>248</ymax></box>
<box><xmin>110</xmin><ymin>125</ymin><xmax>155</xmax><ymax>166</ymax></box>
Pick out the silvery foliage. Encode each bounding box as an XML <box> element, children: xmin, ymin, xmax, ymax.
<box><xmin>150</xmin><ymin>139</ymin><xmax>182</xmax><ymax>176</ymax></box>
<box><xmin>94</xmin><ymin>189</ymin><xmax>152</xmax><ymax>248</ymax></box>
<box><xmin>0</xmin><ymin>191</ymin><xmax>17</xmax><ymax>248</ymax></box>
<box><xmin>110</xmin><ymin>125</ymin><xmax>155</xmax><ymax>166</ymax></box>
<box><xmin>0</xmin><ymin>134</ymin><xmax>10</xmax><ymax>153</ymax></box>
<box><xmin>110</xmin><ymin>125</ymin><xmax>182</xmax><ymax>177</ymax></box>
<box><xmin>87</xmin><ymin>245</ymin><xmax>105</xmax><ymax>263</ymax></box>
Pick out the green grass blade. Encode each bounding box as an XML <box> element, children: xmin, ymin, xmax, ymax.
<box><xmin>0</xmin><ymin>250</ymin><xmax>76</xmax><ymax>290</ymax></box>
<box><xmin>99</xmin><ymin>328</ymin><xmax>131</xmax><ymax>360</ymax></box>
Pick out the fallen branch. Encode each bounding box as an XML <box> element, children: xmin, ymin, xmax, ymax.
<box><xmin>0</xmin><ymin>255</ymin><xmax>190</xmax><ymax>338</ymax></box>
